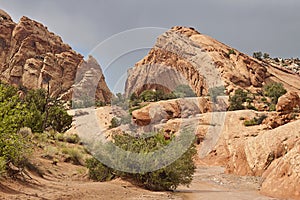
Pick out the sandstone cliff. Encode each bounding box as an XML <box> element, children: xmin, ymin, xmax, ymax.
<box><xmin>125</xmin><ymin>26</ymin><xmax>300</xmax><ymax>97</ymax></box>
<box><xmin>0</xmin><ymin>9</ymin><xmax>112</xmax><ymax>103</ymax></box>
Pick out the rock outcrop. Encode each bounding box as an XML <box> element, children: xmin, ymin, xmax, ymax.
<box><xmin>71</xmin><ymin>56</ymin><xmax>112</xmax><ymax>103</ymax></box>
<box><xmin>132</xmin><ymin>97</ymin><xmax>212</xmax><ymax>126</ymax></box>
<box><xmin>261</xmin><ymin>141</ymin><xmax>300</xmax><ymax>199</ymax></box>
<box><xmin>194</xmin><ymin>111</ymin><xmax>300</xmax><ymax>199</ymax></box>
<box><xmin>0</xmin><ymin>9</ymin><xmax>112</xmax><ymax>103</ymax></box>
<box><xmin>125</xmin><ymin>26</ymin><xmax>300</xmax><ymax>97</ymax></box>
<box><xmin>276</xmin><ymin>91</ymin><xmax>300</xmax><ymax>113</ymax></box>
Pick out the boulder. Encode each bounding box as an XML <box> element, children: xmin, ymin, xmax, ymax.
<box><xmin>276</xmin><ymin>91</ymin><xmax>300</xmax><ymax>113</ymax></box>
<box><xmin>261</xmin><ymin>141</ymin><xmax>300</xmax><ymax>199</ymax></box>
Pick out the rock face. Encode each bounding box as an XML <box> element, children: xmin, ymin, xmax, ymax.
<box><xmin>132</xmin><ymin>97</ymin><xmax>212</xmax><ymax>126</ymax></box>
<box><xmin>193</xmin><ymin>111</ymin><xmax>300</xmax><ymax>199</ymax></box>
<box><xmin>72</xmin><ymin>56</ymin><xmax>112</xmax><ymax>103</ymax></box>
<box><xmin>261</xmin><ymin>141</ymin><xmax>300</xmax><ymax>199</ymax></box>
<box><xmin>125</xmin><ymin>26</ymin><xmax>300</xmax><ymax>97</ymax></box>
<box><xmin>276</xmin><ymin>91</ymin><xmax>300</xmax><ymax>113</ymax></box>
<box><xmin>0</xmin><ymin>9</ymin><xmax>112</xmax><ymax>103</ymax></box>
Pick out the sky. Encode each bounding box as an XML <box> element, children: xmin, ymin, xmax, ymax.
<box><xmin>1</xmin><ymin>0</ymin><xmax>300</xmax><ymax>92</ymax></box>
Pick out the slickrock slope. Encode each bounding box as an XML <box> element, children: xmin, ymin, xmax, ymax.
<box><xmin>0</xmin><ymin>9</ymin><xmax>112</xmax><ymax>102</ymax></box>
<box><xmin>125</xmin><ymin>26</ymin><xmax>300</xmax><ymax>97</ymax></box>
<box><xmin>151</xmin><ymin>110</ymin><xmax>300</xmax><ymax>199</ymax></box>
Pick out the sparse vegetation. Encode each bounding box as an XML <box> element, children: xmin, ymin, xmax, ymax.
<box><xmin>228</xmin><ymin>89</ymin><xmax>254</xmax><ymax>111</ymax></box>
<box><xmin>62</xmin><ymin>147</ymin><xmax>84</xmax><ymax>165</ymax></box>
<box><xmin>244</xmin><ymin>115</ymin><xmax>267</xmax><ymax>126</ymax></box>
<box><xmin>226</xmin><ymin>49</ymin><xmax>236</xmax><ymax>58</ymax></box>
<box><xmin>109</xmin><ymin>117</ymin><xmax>121</xmax><ymax>129</ymax></box>
<box><xmin>263</xmin><ymin>82</ymin><xmax>287</xmax><ymax>104</ymax></box>
<box><xmin>253</xmin><ymin>51</ymin><xmax>263</xmax><ymax>60</ymax></box>
<box><xmin>173</xmin><ymin>84</ymin><xmax>196</xmax><ymax>98</ymax></box>
<box><xmin>86</xmin><ymin>158</ymin><xmax>116</xmax><ymax>182</ymax></box>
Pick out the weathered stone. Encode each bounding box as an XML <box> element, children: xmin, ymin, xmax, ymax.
<box><xmin>0</xmin><ymin>10</ymin><xmax>111</xmax><ymax>102</ymax></box>
<box><xmin>276</xmin><ymin>91</ymin><xmax>300</xmax><ymax>113</ymax></box>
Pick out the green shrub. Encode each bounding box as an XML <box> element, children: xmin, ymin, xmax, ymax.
<box><xmin>65</xmin><ymin>134</ymin><xmax>80</xmax><ymax>144</ymax></box>
<box><xmin>87</xmin><ymin>131</ymin><xmax>196</xmax><ymax>191</ymax></box>
<box><xmin>55</xmin><ymin>133</ymin><xmax>65</xmax><ymax>141</ymax></box>
<box><xmin>0</xmin><ymin>82</ymin><xmax>72</xmax><ymax>173</ymax></box>
<box><xmin>173</xmin><ymin>85</ymin><xmax>196</xmax><ymax>98</ymax></box>
<box><xmin>269</xmin><ymin>104</ymin><xmax>276</xmax><ymax>111</ymax></box>
<box><xmin>226</xmin><ymin>49</ymin><xmax>236</xmax><ymax>58</ymax></box>
<box><xmin>263</xmin><ymin>82</ymin><xmax>287</xmax><ymax>104</ymax></box>
<box><xmin>86</xmin><ymin>158</ymin><xmax>115</xmax><ymax>182</ymax></box>
<box><xmin>228</xmin><ymin>89</ymin><xmax>251</xmax><ymax>111</ymax></box>
<box><xmin>244</xmin><ymin>115</ymin><xmax>267</xmax><ymax>126</ymax></box>
<box><xmin>0</xmin><ymin>156</ymin><xmax>6</xmax><ymax>177</ymax></box>
<box><xmin>109</xmin><ymin>117</ymin><xmax>121</xmax><ymax>129</ymax></box>
<box><xmin>62</xmin><ymin>148</ymin><xmax>83</xmax><ymax>165</ymax></box>
<box><xmin>253</xmin><ymin>51</ymin><xmax>263</xmax><ymax>60</ymax></box>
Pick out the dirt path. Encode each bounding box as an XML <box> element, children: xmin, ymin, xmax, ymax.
<box><xmin>0</xmin><ymin>165</ymin><xmax>280</xmax><ymax>200</ymax></box>
<box><xmin>176</xmin><ymin>166</ymin><xmax>278</xmax><ymax>200</ymax></box>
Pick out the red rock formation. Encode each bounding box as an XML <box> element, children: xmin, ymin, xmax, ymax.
<box><xmin>125</xmin><ymin>26</ymin><xmax>300</xmax><ymax>97</ymax></box>
<box><xmin>0</xmin><ymin>9</ymin><xmax>112</xmax><ymax>103</ymax></box>
<box><xmin>276</xmin><ymin>91</ymin><xmax>300</xmax><ymax>113</ymax></box>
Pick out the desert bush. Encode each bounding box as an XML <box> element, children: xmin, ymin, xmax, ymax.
<box><xmin>226</xmin><ymin>49</ymin><xmax>236</xmax><ymax>58</ymax></box>
<box><xmin>65</xmin><ymin>134</ymin><xmax>80</xmax><ymax>144</ymax></box>
<box><xmin>263</xmin><ymin>53</ymin><xmax>270</xmax><ymax>59</ymax></box>
<box><xmin>109</xmin><ymin>117</ymin><xmax>121</xmax><ymax>129</ymax></box>
<box><xmin>0</xmin><ymin>82</ymin><xmax>72</xmax><ymax>174</ymax></box>
<box><xmin>87</xmin><ymin>131</ymin><xmax>196</xmax><ymax>191</ymax></box>
<box><xmin>263</xmin><ymin>82</ymin><xmax>287</xmax><ymax>104</ymax></box>
<box><xmin>62</xmin><ymin>148</ymin><xmax>83</xmax><ymax>165</ymax></box>
<box><xmin>173</xmin><ymin>84</ymin><xmax>196</xmax><ymax>98</ymax></box>
<box><xmin>86</xmin><ymin>158</ymin><xmax>116</xmax><ymax>182</ymax></box>
<box><xmin>0</xmin><ymin>156</ymin><xmax>6</xmax><ymax>176</ymax></box>
<box><xmin>269</xmin><ymin>104</ymin><xmax>276</xmax><ymax>111</ymax></box>
<box><xmin>244</xmin><ymin>115</ymin><xmax>267</xmax><ymax>126</ymax></box>
<box><xmin>55</xmin><ymin>133</ymin><xmax>65</xmax><ymax>141</ymax></box>
<box><xmin>228</xmin><ymin>89</ymin><xmax>252</xmax><ymax>111</ymax></box>
<box><xmin>253</xmin><ymin>51</ymin><xmax>263</xmax><ymax>60</ymax></box>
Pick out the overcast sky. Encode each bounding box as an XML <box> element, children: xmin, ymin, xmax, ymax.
<box><xmin>1</xmin><ymin>0</ymin><xmax>299</xmax><ymax>92</ymax></box>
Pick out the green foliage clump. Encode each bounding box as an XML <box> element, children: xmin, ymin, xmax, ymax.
<box><xmin>253</xmin><ymin>51</ymin><xmax>263</xmax><ymax>60</ymax></box>
<box><xmin>228</xmin><ymin>89</ymin><xmax>254</xmax><ymax>111</ymax></box>
<box><xmin>86</xmin><ymin>131</ymin><xmax>196</xmax><ymax>191</ymax></box>
<box><xmin>62</xmin><ymin>147</ymin><xmax>84</xmax><ymax>165</ymax></box>
<box><xmin>109</xmin><ymin>117</ymin><xmax>121</xmax><ymax>129</ymax></box>
<box><xmin>173</xmin><ymin>85</ymin><xmax>196</xmax><ymax>98</ymax></box>
<box><xmin>226</xmin><ymin>49</ymin><xmax>236</xmax><ymax>58</ymax></box>
<box><xmin>0</xmin><ymin>156</ymin><xmax>6</xmax><ymax>177</ymax></box>
<box><xmin>86</xmin><ymin>158</ymin><xmax>116</xmax><ymax>182</ymax></box>
<box><xmin>263</xmin><ymin>82</ymin><xmax>287</xmax><ymax>104</ymax></box>
<box><xmin>263</xmin><ymin>53</ymin><xmax>270</xmax><ymax>59</ymax></box>
<box><xmin>244</xmin><ymin>115</ymin><xmax>267</xmax><ymax>126</ymax></box>
<box><xmin>0</xmin><ymin>82</ymin><xmax>72</xmax><ymax>174</ymax></box>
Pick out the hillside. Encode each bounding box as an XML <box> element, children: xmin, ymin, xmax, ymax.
<box><xmin>125</xmin><ymin>26</ymin><xmax>300</xmax><ymax>97</ymax></box>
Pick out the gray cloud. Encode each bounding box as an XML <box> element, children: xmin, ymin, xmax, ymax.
<box><xmin>1</xmin><ymin>0</ymin><xmax>299</xmax><ymax>58</ymax></box>
<box><xmin>1</xmin><ymin>0</ymin><xmax>299</xmax><ymax>91</ymax></box>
